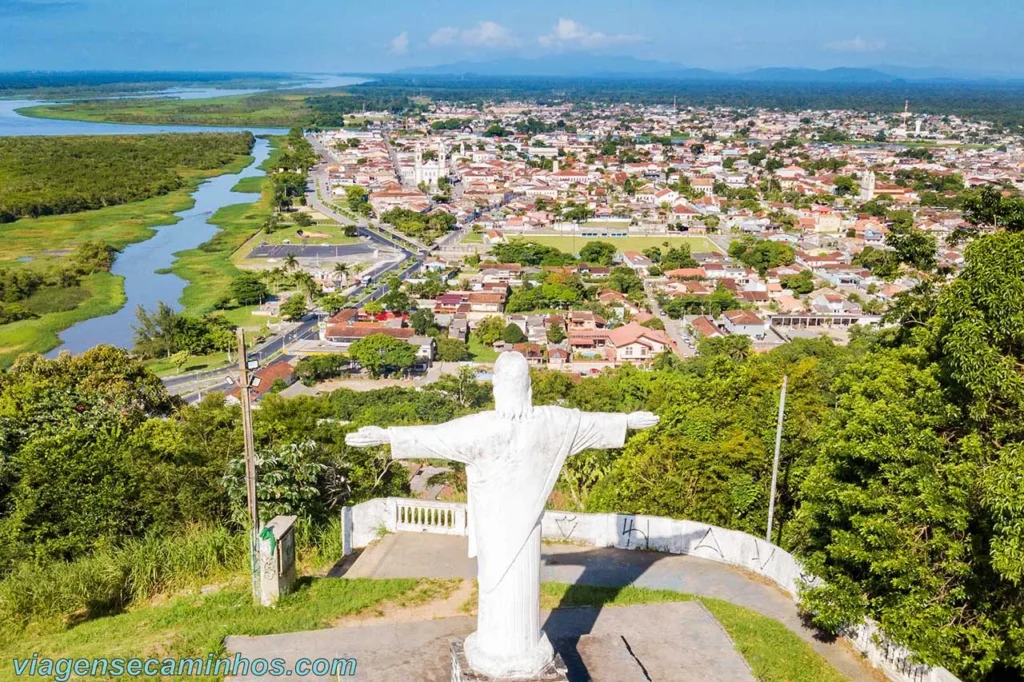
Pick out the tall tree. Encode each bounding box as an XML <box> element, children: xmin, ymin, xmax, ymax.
<box><xmin>133</xmin><ymin>302</ymin><xmax>179</xmax><ymax>359</ymax></box>
<box><xmin>348</xmin><ymin>334</ymin><xmax>416</xmax><ymax>378</ymax></box>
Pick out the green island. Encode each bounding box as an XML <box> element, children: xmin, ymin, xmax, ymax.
<box><xmin>0</xmin><ymin>71</ymin><xmax>301</xmax><ymax>99</ymax></box>
<box><xmin>18</xmin><ymin>93</ymin><xmax>315</xmax><ymax>128</ymax></box>
<box><xmin>0</xmin><ymin>133</ymin><xmax>257</xmax><ymax>366</ymax></box>
<box><xmin>15</xmin><ymin>88</ymin><xmax>385</xmax><ymax>129</ymax></box>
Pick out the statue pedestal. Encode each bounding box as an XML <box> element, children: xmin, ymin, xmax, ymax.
<box><xmin>451</xmin><ymin>640</ymin><xmax>568</xmax><ymax>682</ymax></box>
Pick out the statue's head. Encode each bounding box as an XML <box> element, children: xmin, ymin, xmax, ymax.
<box><xmin>493</xmin><ymin>351</ymin><xmax>533</xmax><ymax>419</ymax></box>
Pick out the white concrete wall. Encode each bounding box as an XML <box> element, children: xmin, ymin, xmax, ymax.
<box><xmin>342</xmin><ymin>498</ymin><xmax>960</xmax><ymax>682</ymax></box>
<box><xmin>344</xmin><ymin>497</ymin><xmax>392</xmax><ymax>550</ymax></box>
<box><xmin>540</xmin><ymin>510</ymin><xmax>813</xmax><ymax>598</ymax></box>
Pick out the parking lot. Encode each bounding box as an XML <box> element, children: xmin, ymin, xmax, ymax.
<box><xmin>247</xmin><ymin>243</ymin><xmax>376</xmax><ymax>259</ymax></box>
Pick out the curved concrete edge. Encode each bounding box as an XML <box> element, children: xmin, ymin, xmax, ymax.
<box><xmin>342</xmin><ymin>498</ymin><xmax>960</xmax><ymax>682</ymax></box>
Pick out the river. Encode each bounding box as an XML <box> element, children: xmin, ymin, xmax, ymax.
<box><xmin>48</xmin><ymin>137</ymin><xmax>273</xmax><ymax>356</ymax></box>
<box><xmin>0</xmin><ymin>74</ymin><xmax>362</xmax><ymax>356</ymax></box>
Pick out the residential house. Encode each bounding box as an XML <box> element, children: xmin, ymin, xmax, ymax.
<box><xmin>605</xmin><ymin>322</ymin><xmax>672</xmax><ymax>364</ymax></box>
<box><xmin>689</xmin><ymin>316</ymin><xmax>722</xmax><ymax>340</ymax></box>
<box><xmin>722</xmin><ymin>310</ymin><xmax>768</xmax><ymax>337</ymax></box>
<box><xmin>225</xmin><ymin>360</ymin><xmax>296</xmax><ymax>404</ymax></box>
<box><xmin>621</xmin><ymin>251</ymin><xmax>653</xmax><ymax>277</ymax></box>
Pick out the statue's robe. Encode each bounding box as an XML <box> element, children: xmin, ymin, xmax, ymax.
<box><xmin>388</xmin><ymin>406</ymin><xmax>628</xmax><ymax>593</ymax></box>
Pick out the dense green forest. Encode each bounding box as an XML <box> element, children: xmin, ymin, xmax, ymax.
<box><xmin>0</xmin><ymin>228</ymin><xmax>1021</xmax><ymax>678</ymax></box>
<box><xmin>0</xmin><ymin>133</ymin><xmax>254</xmax><ymax>223</ymax></box>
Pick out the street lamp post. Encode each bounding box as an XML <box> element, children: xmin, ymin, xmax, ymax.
<box><xmin>765</xmin><ymin>375</ymin><xmax>788</xmax><ymax>544</ymax></box>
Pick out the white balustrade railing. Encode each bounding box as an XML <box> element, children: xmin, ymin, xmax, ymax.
<box><xmin>393</xmin><ymin>498</ymin><xmax>467</xmax><ymax>535</ymax></box>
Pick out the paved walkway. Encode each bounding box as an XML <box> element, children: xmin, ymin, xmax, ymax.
<box><xmin>340</xmin><ymin>533</ymin><xmax>879</xmax><ymax>682</ymax></box>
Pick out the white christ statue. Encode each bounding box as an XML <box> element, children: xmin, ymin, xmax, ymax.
<box><xmin>346</xmin><ymin>351</ymin><xmax>659</xmax><ymax>678</ymax></box>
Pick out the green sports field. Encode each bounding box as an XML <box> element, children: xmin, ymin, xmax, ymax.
<box><xmin>521</xmin><ymin>235</ymin><xmax>724</xmax><ymax>255</ymax></box>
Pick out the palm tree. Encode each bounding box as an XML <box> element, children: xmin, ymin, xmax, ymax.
<box><xmin>333</xmin><ymin>262</ymin><xmax>349</xmax><ymax>283</ymax></box>
<box><xmin>284</xmin><ymin>253</ymin><xmax>299</xmax><ymax>271</ymax></box>
<box><xmin>293</xmin><ymin>271</ymin><xmax>320</xmax><ymax>306</ymax></box>
<box><xmin>264</xmin><ymin>266</ymin><xmax>283</xmax><ymax>294</ymax></box>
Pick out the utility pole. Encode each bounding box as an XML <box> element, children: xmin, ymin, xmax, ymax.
<box><xmin>766</xmin><ymin>375</ymin><xmax>788</xmax><ymax>544</ymax></box>
<box><xmin>237</xmin><ymin>328</ymin><xmax>261</xmax><ymax>602</ymax></box>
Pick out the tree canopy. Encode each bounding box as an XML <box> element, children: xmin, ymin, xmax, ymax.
<box><xmin>0</xmin><ymin>133</ymin><xmax>254</xmax><ymax>223</ymax></box>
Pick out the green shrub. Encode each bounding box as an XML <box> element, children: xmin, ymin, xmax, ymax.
<box><xmin>0</xmin><ymin>524</ymin><xmax>246</xmax><ymax>633</ymax></box>
<box><xmin>22</xmin><ymin>285</ymin><xmax>90</xmax><ymax>314</ymax></box>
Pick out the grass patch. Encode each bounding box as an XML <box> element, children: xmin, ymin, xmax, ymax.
<box><xmin>231</xmin><ymin>176</ymin><xmax>264</xmax><ymax>193</ymax></box>
<box><xmin>0</xmin><ymin>273</ymin><xmax>124</xmax><ymax>367</ymax></box>
<box><xmin>467</xmin><ymin>336</ymin><xmax>499</xmax><ymax>362</ymax></box>
<box><xmin>255</xmin><ymin>222</ymin><xmax>360</xmax><ymax>247</ymax></box>
<box><xmin>21</xmin><ymin>285</ymin><xmax>90</xmax><ymax>315</ymax></box>
<box><xmin>218</xmin><ymin>305</ymin><xmax>278</xmax><ymax>329</ymax></box>
<box><xmin>703</xmin><ymin>597</ymin><xmax>847</xmax><ymax>682</ymax></box>
<box><xmin>461</xmin><ymin>231</ymin><xmax>484</xmax><ymax>244</ymax></box>
<box><xmin>0</xmin><ymin>578</ymin><xmax>419</xmax><ymax>681</ymax></box>
<box><xmin>522</xmin><ymin>235</ymin><xmax>724</xmax><ymax>255</ymax></box>
<box><xmin>18</xmin><ymin>93</ymin><xmax>311</xmax><ymax>128</ymax></box>
<box><xmin>145</xmin><ymin>350</ymin><xmax>232</xmax><ymax>377</ymax></box>
<box><xmin>539</xmin><ymin>582</ymin><xmax>694</xmax><ymax>609</ymax></box>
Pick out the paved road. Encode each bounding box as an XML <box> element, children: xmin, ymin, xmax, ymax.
<box><xmin>163</xmin><ymin>140</ymin><xmax>427</xmax><ymax>401</ymax></box>
<box><xmin>646</xmin><ymin>281</ymin><xmax>697</xmax><ymax>358</ymax></box>
<box><xmin>307</xmin><ymin>169</ymin><xmax>426</xmax><ymax>257</ymax></box>
<box><xmin>344</xmin><ymin>533</ymin><xmax>878</xmax><ymax>682</ymax></box>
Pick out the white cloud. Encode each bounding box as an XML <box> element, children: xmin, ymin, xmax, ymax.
<box><xmin>389</xmin><ymin>31</ymin><xmax>409</xmax><ymax>55</ymax></box>
<box><xmin>428</xmin><ymin>27</ymin><xmax>460</xmax><ymax>46</ymax></box>
<box><xmin>428</xmin><ymin>21</ymin><xmax>520</xmax><ymax>49</ymax></box>
<box><xmin>538</xmin><ymin>18</ymin><xmax>645</xmax><ymax>50</ymax></box>
<box><xmin>824</xmin><ymin>36</ymin><xmax>886</xmax><ymax>53</ymax></box>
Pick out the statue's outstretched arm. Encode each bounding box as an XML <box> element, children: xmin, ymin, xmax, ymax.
<box><xmin>346</xmin><ymin>418</ymin><xmax>477</xmax><ymax>463</ymax></box>
<box><xmin>626</xmin><ymin>411</ymin><xmax>660</xmax><ymax>430</ymax></box>
<box><xmin>346</xmin><ymin>425</ymin><xmax>390</xmax><ymax>448</ymax></box>
<box><xmin>571</xmin><ymin>410</ymin><xmax>660</xmax><ymax>455</ymax></box>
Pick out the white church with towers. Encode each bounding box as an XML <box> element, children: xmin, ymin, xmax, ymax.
<box><xmin>412</xmin><ymin>140</ymin><xmax>449</xmax><ymax>189</ymax></box>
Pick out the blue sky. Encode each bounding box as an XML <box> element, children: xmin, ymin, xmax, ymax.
<box><xmin>2</xmin><ymin>0</ymin><xmax>1022</xmax><ymax>76</ymax></box>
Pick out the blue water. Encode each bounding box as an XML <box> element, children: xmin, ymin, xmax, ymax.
<box><xmin>0</xmin><ymin>75</ymin><xmax>366</xmax><ymax>137</ymax></box>
<box><xmin>0</xmin><ymin>73</ymin><xmax>365</xmax><ymax>355</ymax></box>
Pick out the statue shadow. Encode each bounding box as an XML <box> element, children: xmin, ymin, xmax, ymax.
<box><xmin>541</xmin><ymin>524</ymin><xmax>707</xmax><ymax>681</ymax></box>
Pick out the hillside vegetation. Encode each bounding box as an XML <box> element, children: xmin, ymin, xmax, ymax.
<box><xmin>0</xmin><ymin>226</ymin><xmax>1021</xmax><ymax>679</ymax></box>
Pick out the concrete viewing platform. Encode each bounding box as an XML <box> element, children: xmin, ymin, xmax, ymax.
<box><xmin>337</xmin><ymin>533</ymin><xmax>875</xmax><ymax>682</ymax></box>
<box><xmin>224</xmin><ymin>533</ymin><xmax>880</xmax><ymax>682</ymax></box>
<box><xmin>227</xmin><ymin>601</ymin><xmax>755</xmax><ymax>682</ymax></box>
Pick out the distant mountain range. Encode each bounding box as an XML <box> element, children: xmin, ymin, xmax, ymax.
<box><xmin>393</xmin><ymin>56</ymin><xmax>1011</xmax><ymax>83</ymax></box>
